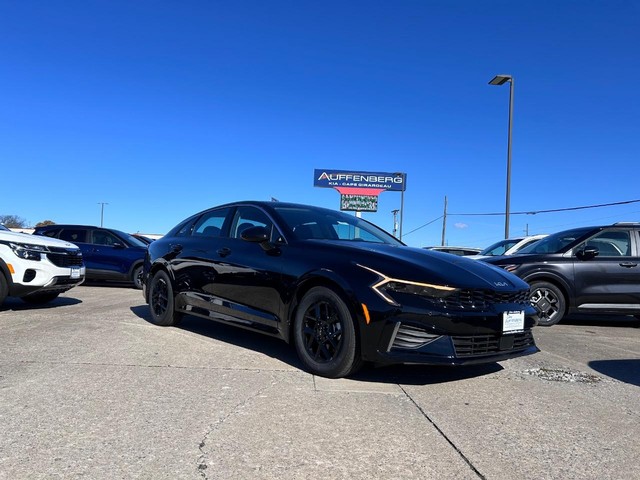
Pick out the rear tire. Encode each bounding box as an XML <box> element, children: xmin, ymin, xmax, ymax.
<box><xmin>148</xmin><ymin>270</ymin><xmax>183</xmax><ymax>326</ymax></box>
<box><xmin>529</xmin><ymin>281</ymin><xmax>566</xmax><ymax>326</ymax></box>
<box><xmin>21</xmin><ymin>292</ymin><xmax>60</xmax><ymax>304</ymax></box>
<box><xmin>293</xmin><ymin>286</ymin><xmax>362</xmax><ymax>378</ymax></box>
<box><xmin>132</xmin><ymin>265</ymin><xmax>144</xmax><ymax>290</ymax></box>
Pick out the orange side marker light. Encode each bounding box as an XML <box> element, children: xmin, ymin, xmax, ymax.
<box><xmin>361</xmin><ymin>303</ymin><xmax>371</xmax><ymax>325</ymax></box>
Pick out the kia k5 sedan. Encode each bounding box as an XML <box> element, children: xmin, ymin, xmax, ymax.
<box><xmin>143</xmin><ymin>201</ymin><xmax>538</xmax><ymax>378</ymax></box>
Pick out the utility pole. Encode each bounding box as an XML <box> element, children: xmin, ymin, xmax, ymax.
<box><xmin>441</xmin><ymin>196</ymin><xmax>447</xmax><ymax>246</ymax></box>
<box><xmin>98</xmin><ymin>202</ymin><xmax>109</xmax><ymax>227</ymax></box>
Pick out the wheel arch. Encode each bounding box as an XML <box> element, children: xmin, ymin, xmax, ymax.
<box><xmin>144</xmin><ymin>261</ymin><xmax>174</xmax><ymax>303</ymax></box>
<box><xmin>0</xmin><ymin>258</ymin><xmax>15</xmax><ymax>294</ymax></box>
<box><xmin>523</xmin><ymin>273</ymin><xmax>573</xmax><ymax>313</ymax></box>
<box><xmin>285</xmin><ymin>271</ymin><xmax>363</xmax><ymax>346</ymax></box>
<box><xmin>128</xmin><ymin>260</ymin><xmax>145</xmax><ymax>277</ymax></box>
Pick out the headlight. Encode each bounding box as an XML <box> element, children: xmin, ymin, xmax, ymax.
<box><xmin>358</xmin><ymin>265</ymin><xmax>457</xmax><ymax>306</ymax></box>
<box><xmin>8</xmin><ymin>242</ymin><xmax>47</xmax><ymax>261</ymax></box>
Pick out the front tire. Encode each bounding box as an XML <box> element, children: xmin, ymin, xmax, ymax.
<box><xmin>0</xmin><ymin>273</ymin><xmax>8</xmax><ymax>306</ymax></box>
<box><xmin>293</xmin><ymin>286</ymin><xmax>362</xmax><ymax>378</ymax></box>
<box><xmin>148</xmin><ymin>270</ymin><xmax>182</xmax><ymax>326</ymax></box>
<box><xmin>529</xmin><ymin>281</ymin><xmax>566</xmax><ymax>326</ymax></box>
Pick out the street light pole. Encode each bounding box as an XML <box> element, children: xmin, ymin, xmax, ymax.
<box><xmin>98</xmin><ymin>202</ymin><xmax>109</xmax><ymax>227</ymax></box>
<box><xmin>391</xmin><ymin>209</ymin><xmax>399</xmax><ymax>237</ymax></box>
<box><xmin>489</xmin><ymin>74</ymin><xmax>514</xmax><ymax>239</ymax></box>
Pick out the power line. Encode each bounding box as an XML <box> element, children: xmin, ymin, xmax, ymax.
<box><xmin>403</xmin><ymin>215</ymin><xmax>443</xmax><ymax>236</ymax></box>
<box><xmin>403</xmin><ymin>198</ymin><xmax>640</xmax><ymax>238</ymax></box>
<box><xmin>450</xmin><ymin>198</ymin><xmax>640</xmax><ymax>216</ymax></box>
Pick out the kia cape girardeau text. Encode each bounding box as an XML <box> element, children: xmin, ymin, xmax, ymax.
<box><xmin>143</xmin><ymin>201</ymin><xmax>538</xmax><ymax>378</ymax></box>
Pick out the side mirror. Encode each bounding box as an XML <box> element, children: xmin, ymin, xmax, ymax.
<box><xmin>112</xmin><ymin>242</ymin><xmax>126</xmax><ymax>249</ymax></box>
<box><xmin>576</xmin><ymin>246</ymin><xmax>598</xmax><ymax>260</ymax></box>
<box><xmin>241</xmin><ymin>226</ymin><xmax>280</xmax><ymax>254</ymax></box>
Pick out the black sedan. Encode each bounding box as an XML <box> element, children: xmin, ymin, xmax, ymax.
<box><xmin>143</xmin><ymin>201</ymin><xmax>538</xmax><ymax>378</ymax></box>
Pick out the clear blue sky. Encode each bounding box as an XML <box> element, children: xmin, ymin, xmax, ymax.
<box><xmin>2</xmin><ymin>1</ymin><xmax>639</xmax><ymax>248</ymax></box>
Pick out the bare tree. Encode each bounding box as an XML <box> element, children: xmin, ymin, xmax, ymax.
<box><xmin>0</xmin><ymin>215</ymin><xmax>28</xmax><ymax>228</ymax></box>
<box><xmin>35</xmin><ymin>220</ymin><xmax>56</xmax><ymax>227</ymax></box>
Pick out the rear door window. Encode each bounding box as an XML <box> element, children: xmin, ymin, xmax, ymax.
<box><xmin>229</xmin><ymin>206</ymin><xmax>278</xmax><ymax>241</ymax></box>
<box><xmin>193</xmin><ymin>208</ymin><xmax>232</xmax><ymax>237</ymax></box>
<box><xmin>59</xmin><ymin>229</ymin><xmax>88</xmax><ymax>243</ymax></box>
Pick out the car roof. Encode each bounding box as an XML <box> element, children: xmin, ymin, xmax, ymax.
<box><xmin>36</xmin><ymin>224</ymin><xmax>100</xmax><ymax>229</ymax></box>
<box><xmin>188</xmin><ymin>200</ymin><xmax>366</xmax><ymax>221</ymax></box>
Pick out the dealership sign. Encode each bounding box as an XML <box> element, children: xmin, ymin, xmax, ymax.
<box><xmin>314</xmin><ymin>169</ymin><xmax>406</xmax><ymax>192</ymax></box>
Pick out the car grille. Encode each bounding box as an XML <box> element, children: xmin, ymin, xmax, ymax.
<box><xmin>442</xmin><ymin>289</ymin><xmax>530</xmax><ymax>311</ymax></box>
<box><xmin>46</xmin><ymin>248</ymin><xmax>83</xmax><ymax>267</ymax></box>
<box><xmin>452</xmin><ymin>330</ymin><xmax>535</xmax><ymax>356</ymax></box>
<box><xmin>389</xmin><ymin>324</ymin><xmax>441</xmax><ymax>351</ymax></box>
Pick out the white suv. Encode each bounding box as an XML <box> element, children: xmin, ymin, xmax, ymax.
<box><xmin>469</xmin><ymin>234</ymin><xmax>548</xmax><ymax>260</ymax></box>
<box><xmin>0</xmin><ymin>225</ymin><xmax>86</xmax><ymax>306</ymax></box>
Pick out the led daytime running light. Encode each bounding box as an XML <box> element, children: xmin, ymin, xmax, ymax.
<box><xmin>358</xmin><ymin>264</ymin><xmax>456</xmax><ymax>306</ymax></box>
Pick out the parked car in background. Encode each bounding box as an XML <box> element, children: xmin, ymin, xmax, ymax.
<box><xmin>132</xmin><ymin>234</ymin><xmax>155</xmax><ymax>245</ymax></box>
<box><xmin>423</xmin><ymin>246</ymin><xmax>482</xmax><ymax>256</ymax></box>
<box><xmin>0</xmin><ymin>227</ymin><xmax>85</xmax><ymax>305</ymax></box>
<box><xmin>33</xmin><ymin>225</ymin><xmax>147</xmax><ymax>289</ymax></box>
<box><xmin>469</xmin><ymin>234</ymin><xmax>548</xmax><ymax>259</ymax></box>
<box><xmin>144</xmin><ymin>201</ymin><xmax>538</xmax><ymax>378</ymax></box>
<box><xmin>483</xmin><ymin>223</ymin><xmax>640</xmax><ymax>326</ymax></box>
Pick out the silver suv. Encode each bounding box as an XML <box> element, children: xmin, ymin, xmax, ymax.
<box><xmin>0</xmin><ymin>226</ymin><xmax>85</xmax><ymax>306</ymax></box>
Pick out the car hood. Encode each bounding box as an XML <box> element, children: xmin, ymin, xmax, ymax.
<box><xmin>1</xmin><ymin>230</ymin><xmax>80</xmax><ymax>249</ymax></box>
<box><xmin>305</xmin><ymin>240</ymin><xmax>529</xmax><ymax>291</ymax></box>
<box><xmin>482</xmin><ymin>253</ymin><xmax>561</xmax><ymax>265</ymax></box>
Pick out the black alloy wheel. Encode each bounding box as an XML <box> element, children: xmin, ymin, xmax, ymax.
<box><xmin>294</xmin><ymin>286</ymin><xmax>361</xmax><ymax>378</ymax></box>
<box><xmin>132</xmin><ymin>265</ymin><xmax>144</xmax><ymax>290</ymax></box>
<box><xmin>148</xmin><ymin>270</ymin><xmax>182</xmax><ymax>326</ymax></box>
<box><xmin>529</xmin><ymin>281</ymin><xmax>566</xmax><ymax>326</ymax></box>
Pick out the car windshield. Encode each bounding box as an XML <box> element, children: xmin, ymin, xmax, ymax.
<box><xmin>516</xmin><ymin>227</ymin><xmax>594</xmax><ymax>254</ymax></box>
<box><xmin>273</xmin><ymin>206</ymin><xmax>402</xmax><ymax>245</ymax></box>
<box><xmin>479</xmin><ymin>239</ymin><xmax>522</xmax><ymax>256</ymax></box>
<box><xmin>115</xmin><ymin>230</ymin><xmax>148</xmax><ymax>248</ymax></box>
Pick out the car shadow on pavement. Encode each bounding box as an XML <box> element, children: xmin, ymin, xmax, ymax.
<box><xmin>0</xmin><ymin>296</ymin><xmax>82</xmax><ymax>312</ymax></box>
<box><xmin>588</xmin><ymin>359</ymin><xmax>640</xmax><ymax>387</ymax></box>
<box><xmin>350</xmin><ymin>362</ymin><xmax>504</xmax><ymax>386</ymax></box>
<box><xmin>131</xmin><ymin>306</ymin><xmax>507</xmax><ymax>385</ymax></box>
<box><xmin>562</xmin><ymin>314</ymin><xmax>640</xmax><ymax>328</ymax></box>
<box><xmin>131</xmin><ymin>307</ymin><xmax>303</xmax><ymax>369</ymax></box>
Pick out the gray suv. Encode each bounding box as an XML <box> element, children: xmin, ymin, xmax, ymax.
<box><xmin>483</xmin><ymin>223</ymin><xmax>640</xmax><ymax>325</ymax></box>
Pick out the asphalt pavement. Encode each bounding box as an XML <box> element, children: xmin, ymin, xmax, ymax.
<box><xmin>0</xmin><ymin>286</ymin><xmax>638</xmax><ymax>480</ymax></box>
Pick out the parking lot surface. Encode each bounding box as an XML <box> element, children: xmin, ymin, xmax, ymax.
<box><xmin>1</xmin><ymin>286</ymin><xmax>639</xmax><ymax>479</ymax></box>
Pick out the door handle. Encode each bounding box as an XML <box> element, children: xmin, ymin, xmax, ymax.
<box><xmin>217</xmin><ymin>247</ymin><xmax>231</xmax><ymax>257</ymax></box>
<box><xmin>619</xmin><ymin>262</ymin><xmax>638</xmax><ymax>268</ymax></box>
